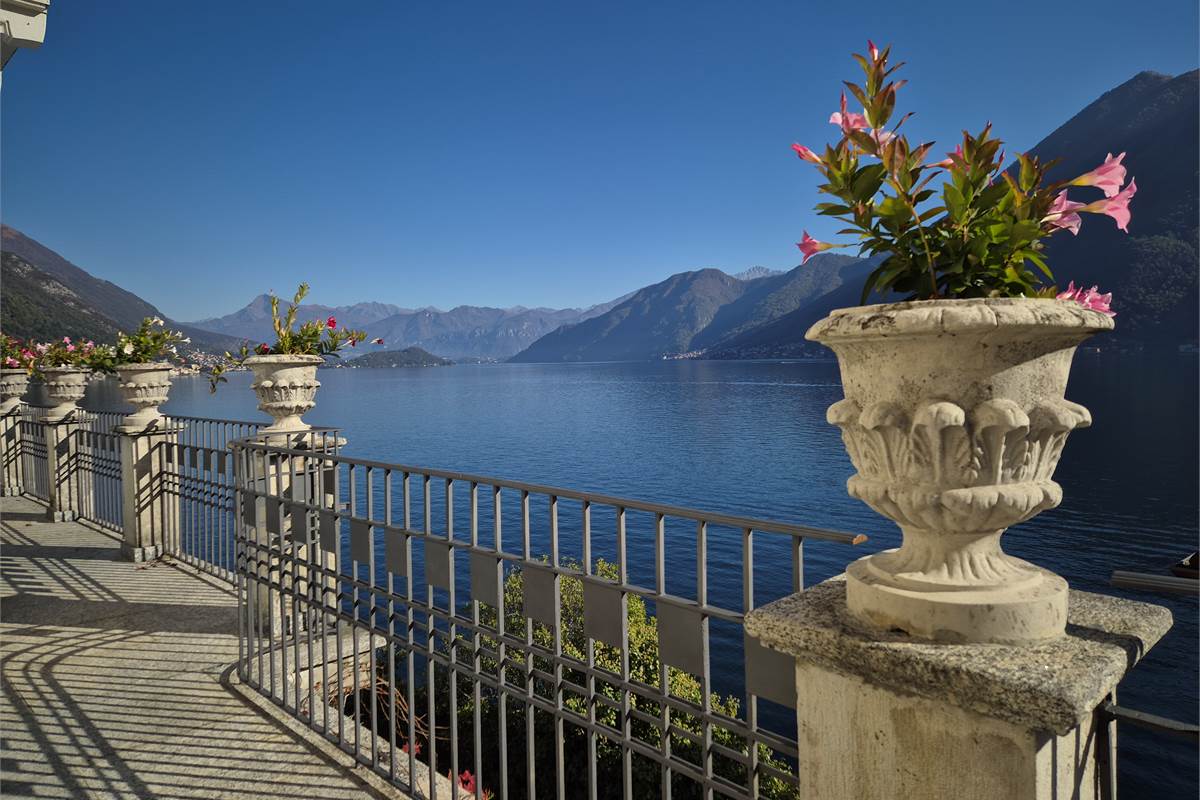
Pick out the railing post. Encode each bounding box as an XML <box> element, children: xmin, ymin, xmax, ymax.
<box><xmin>745</xmin><ymin>579</ymin><xmax>1172</xmax><ymax>800</ymax></box>
<box><xmin>117</xmin><ymin>423</ymin><xmax>183</xmax><ymax>561</ymax></box>
<box><xmin>0</xmin><ymin>403</ymin><xmax>22</xmax><ymax>497</ymax></box>
<box><xmin>44</xmin><ymin>417</ymin><xmax>88</xmax><ymax>521</ymax></box>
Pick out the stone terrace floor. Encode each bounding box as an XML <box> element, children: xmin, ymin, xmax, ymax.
<box><xmin>0</xmin><ymin>495</ymin><xmax>409</xmax><ymax>800</ymax></box>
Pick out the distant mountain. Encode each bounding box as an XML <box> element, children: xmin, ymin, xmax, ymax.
<box><xmin>343</xmin><ymin>347</ymin><xmax>451</xmax><ymax>368</ymax></box>
<box><xmin>509</xmin><ymin>255</ymin><xmax>862</xmax><ymax>362</ymax></box>
<box><xmin>191</xmin><ymin>295</ymin><xmax>410</xmax><ymax>342</ymax></box>
<box><xmin>193</xmin><ymin>294</ymin><xmax>632</xmax><ymax>361</ymax></box>
<box><xmin>732</xmin><ymin>266</ymin><xmax>784</xmax><ymax>281</ymax></box>
<box><xmin>0</xmin><ymin>226</ymin><xmax>240</xmax><ymax>352</ymax></box>
<box><xmin>1027</xmin><ymin>70</ymin><xmax>1198</xmax><ymax>344</ymax></box>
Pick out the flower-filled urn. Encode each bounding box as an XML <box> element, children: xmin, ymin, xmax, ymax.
<box><xmin>807</xmin><ymin>298</ymin><xmax>1113</xmax><ymax>644</ymax></box>
<box><xmin>244</xmin><ymin>354</ymin><xmax>323</xmax><ymax>434</ymax></box>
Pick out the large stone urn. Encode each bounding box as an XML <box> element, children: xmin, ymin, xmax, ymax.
<box><xmin>114</xmin><ymin>363</ymin><xmax>173</xmax><ymax>432</ymax></box>
<box><xmin>806</xmin><ymin>298</ymin><xmax>1113</xmax><ymax>644</ymax></box>
<box><xmin>41</xmin><ymin>367</ymin><xmax>91</xmax><ymax>423</ymax></box>
<box><xmin>244</xmin><ymin>354</ymin><xmax>323</xmax><ymax>434</ymax></box>
<box><xmin>0</xmin><ymin>369</ymin><xmax>30</xmax><ymax>415</ymax></box>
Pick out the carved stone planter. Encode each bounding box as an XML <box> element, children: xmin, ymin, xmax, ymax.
<box><xmin>244</xmin><ymin>354</ymin><xmax>323</xmax><ymax>434</ymax></box>
<box><xmin>114</xmin><ymin>363</ymin><xmax>173</xmax><ymax>432</ymax></box>
<box><xmin>806</xmin><ymin>298</ymin><xmax>1113</xmax><ymax>644</ymax></box>
<box><xmin>41</xmin><ymin>367</ymin><xmax>91</xmax><ymax>423</ymax></box>
<box><xmin>0</xmin><ymin>369</ymin><xmax>30</xmax><ymax>416</ymax></box>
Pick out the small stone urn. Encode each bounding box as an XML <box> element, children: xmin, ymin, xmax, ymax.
<box><xmin>0</xmin><ymin>369</ymin><xmax>30</xmax><ymax>416</ymax></box>
<box><xmin>244</xmin><ymin>354</ymin><xmax>323</xmax><ymax>433</ymax></box>
<box><xmin>806</xmin><ymin>298</ymin><xmax>1113</xmax><ymax>644</ymax></box>
<box><xmin>41</xmin><ymin>367</ymin><xmax>91</xmax><ymax>423</ymax></box>
<box><xmin>114</xmin><ymin>363</ymin><xmax>173</xmax><ymax>432</ymax></box>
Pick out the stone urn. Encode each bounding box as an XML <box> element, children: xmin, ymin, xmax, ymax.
<box><xmin>0</xmin><ymin>369</ymin><xmax>30</xmax><ymax>416</ymax></box>
<box><xmin>244</xmin><ymin>354</ymin><xmax>323</xmax><ymax>434</ymax></box>
<box><xmin>114</xmin><ymin>363</ymin><xmax>173</xmax><ymax>432</ymax></box>
<box><xmin>41</xmin><ymin>367</ymin><xmax>91</xmax><ymax>423</ymax></box>
<box><xmin>806</xmin><ymin>298</ymin><xmax>1113</xmax><ymax>644</ymax></box>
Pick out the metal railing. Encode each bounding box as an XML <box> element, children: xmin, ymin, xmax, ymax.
<box><xmin>17</xmin><ymin>406</ymin><xmax>49</xmax><ymax>501</ymax></box>
<box><xmin>75</xmin><ymin>410</ymin><xmax>124</xmax><ymax>532</ymax></box>
<box><xmin>231</xmin><ymin>432</ymin><xmax>863</xmax><ymax>800</ymax></box>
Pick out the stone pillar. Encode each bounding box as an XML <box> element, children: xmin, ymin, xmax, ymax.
<box><xmin>240</xmin><ymin>435</ymin><xmax>342</xmax><ymax>635</ymax></box>
<box><xmin>745</xmin><ymin>577</ymin><xmax>1172</xmax><ymax>800</ymax></box>
<box><xmin>118</xmin><ymin>425</ymin><xmax>183</xmax><ymax>561</ymax></box>
<box><xmin>44</xmin><ymin>419</ymin><xmax>89</xmax><ymax>521</ymax></box>
<box><xmin>0</xmin><ymin>406</ymin><xmax>22</xmax><ymax>497</ymax></box>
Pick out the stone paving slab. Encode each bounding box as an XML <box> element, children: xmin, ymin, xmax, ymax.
<box><xmin>0</xmin><ymin>496</ymin><xmax>420</xmax><ymax>800</ymax></box>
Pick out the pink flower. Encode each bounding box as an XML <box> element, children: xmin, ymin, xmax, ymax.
<box><xmin>62</xmin><ymin>337</ymin><xmax>71</xmax><ymax>345</ymax></box>
<box><xmin>872</xmin><ymin>129</ymin><xmax>896</xmax><ymax>147</ymax></box>
<box><xmin>326</xmin><ymin>316</ymin><xmax>337</xmax><ymax>329</ymax></box>
<box><xmin>1078</xmin><ymin>178</ymin><xmax>1136</xmax><ymax>232</ymax></box>
<box><xmin>935</xmin><ymin>145</ymin><xmax>965</xmax><ymax>169</ymax></box>
<box><xmin>35</xmin><ymin>343</ymin><xmax>48</xmax><ymax>354</ymax></box>
<box><xmin>791</xmin><ymin>143</ymin><xmax>821</xmax><ymax>164</ymax></box>
<box><xmin>1043</xmin><ymin>190</ymin><xmax>1085</xmax><ymax>236</ymax></box>
<box><xmin>371</xmin><ymin>337</ymin><xmax>384</xmax><ymax>345</ymax></box>
<box><xmin>3</xmin><ymin>357</ymin><xmax>18</xmax><ymax>368</ymax></box>
<box><xmin>1057</xmin><ymin>281</ymin><xmax>1115</xmax><ymax>317</ymax></box>
<box><xmin>1070</xmin><ymin>152</ymin><xmax>1127</xmax><ymax>198</ymax></box>
<box><xmin>829</xmin><ymin>92</ymin><xmax>868</xmax><ymax>133</ymax></box>
<box><xmin>458</xmin><ymin>771</ymin><xmax>477</xmax><ymax>794</ymax></box>
<box><xmin>401</xmin><ymin>740</ymin><xmax>421</xmax><ymax>757</ymax></box>
<box><xmin>65</xmin><ymin>344</ymin><xmax>76</xmax><ymax>352</ymax></box>
<box><xmin>867</xmin><ymin>40</ymin><xmax>879</xmax><ymax>61</ymax></box>
<box><xmin>796</xmin><ymin>231</ymin><xmax>835</xmax><ymax>264</ymax></box>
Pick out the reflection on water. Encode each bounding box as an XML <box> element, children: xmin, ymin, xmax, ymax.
<box><xmin>86</xmin><ymin>354</ymin><xmax>1198</xmax><ymax>797</ymax></box>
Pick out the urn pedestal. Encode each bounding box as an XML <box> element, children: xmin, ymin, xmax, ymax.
<box><xmin>114</xmin><ymin>363</ymin><xmax>173</xmax><ymax>433</ymax></box>
<box><xmin>0</xmin><ymin>368</ymin><xmax>30</xmax><ymax>416</ymax></box>
<box><xmin>806</xmin><ymin>298</ymin><xmax>1113</xmax><ymax>644</ymax></box>
<box><xmin>40</xmin><ymin>367</ymin><xmax>90</xmax><ymax>424</ymax></box>
<box><xmin>244</xmin><ymin>354</ymin><xmax>323</xmax><ymax>434</ymax></box>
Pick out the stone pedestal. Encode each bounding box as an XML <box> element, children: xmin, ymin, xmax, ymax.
<box><xmin>745</xmin><ymin>577</ymin><xmax>1171</xmax><ymax>800</ymax></box>
<box><xmin>240</xmin><ymin>434</ymin><xmax>343</xmax><ymax>634</ymax></box>
<box><xmin>0</xmin><ymin>408</ymin><xmax>22</xmax><ymax>497</ymax></box>
<box><xmin>118</xmin><ymin>425</ymin><xmax>183</xmax><ymax>561</ymax></box>
<box><xmin>45</xmin><ymin>420</ymin><xmax>90</xmax><ymax>521</ymax></box>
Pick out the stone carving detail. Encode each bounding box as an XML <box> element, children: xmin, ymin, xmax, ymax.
<box><xmin>245</xmin><ymin>355</ymin><xmax>324</xmax><ymax>433</ymax></box>
<box><xmin>0</xmin><ymin>369</ymin><xmax>30</xmax><ymax>416</ymax></box>
<box><xmin>115</xmin><ymin>364</ymin><xmax>173</xmax><ymax>432</ymax></box>
<box><xmin>42</xmin><ymin>367</ymin><xmax>89</xmax><ymax>423</ymax></box>
<box><xmin>805</xmin><ymin>297</ymin><xmax>1113</xmax><ymax>644</ymax></box>
<box><xmin>829</xmin><ymin>396</ymin><xmax>1091</xmax><ymax>536</ymax></box>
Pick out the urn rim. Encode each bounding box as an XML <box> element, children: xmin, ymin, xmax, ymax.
<box><xmin>243</xmin><ymin>354</ymin><xmax>324</xmax><ymax>367</ymax></box>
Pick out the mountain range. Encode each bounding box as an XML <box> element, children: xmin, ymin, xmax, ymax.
<box><xmin>2</xmin><ymin>70</ymin><xmax>1194</xmax><ymax>362</ymax></box>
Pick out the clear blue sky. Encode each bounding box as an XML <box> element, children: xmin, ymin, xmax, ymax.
<box><xmin>2</xmin><ymin>1</ymin><xmax>1196</xmax><ymax>320</ymax></box>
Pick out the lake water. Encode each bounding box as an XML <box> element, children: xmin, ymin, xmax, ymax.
<box><xmin>88</xmin><ymin>355</ymin><xmax>1198</xmax><ymax>798</ymax></box>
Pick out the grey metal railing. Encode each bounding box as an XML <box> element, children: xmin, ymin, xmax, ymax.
<box><xmin>231</xmin><ymin>432</ymin><xmax>865</xmax><ymax>800</ymax></box>
<box><xmin>17</xmin><ymin>406</ymin><xmax>49</xmax><ymax>502</ymax></box>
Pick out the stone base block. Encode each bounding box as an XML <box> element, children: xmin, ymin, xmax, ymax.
<box><xmin>46</xmin><ymin>509</ymin><xmax>76</xmax><ymax>522</ymax></box>
<box><xmin>846</xmin><ymin>553</ymin><xmax>1068</xmax><ymax>644</ymax></box>
<box><xmin>1</xmin><ymin>485</ymin><xmax>23</xmax><ymax>497</ymax></box>
<box><xmin>121</xmin><ymin>542</ymin><xmax>163</xmax><ymax>563</ymax></box>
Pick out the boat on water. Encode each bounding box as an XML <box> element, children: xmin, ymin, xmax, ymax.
<box><xmin>1170</xmin><ymin>551</ymin><xmax>1199</xmax><ymax>579</ymax></box>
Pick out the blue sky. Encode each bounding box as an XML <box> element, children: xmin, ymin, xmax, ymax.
<box><xmin>2</xmin><ymin>1</ymin><xmax>1196</xmax><ymax>320</ymax></box>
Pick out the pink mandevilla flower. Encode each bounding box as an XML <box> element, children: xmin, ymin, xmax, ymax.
<box><xmin>1044</xmin><ymin>190</ymin><xmax>1085</xmax><ymax>236</ymax></box>
<box><xmin>62</xmin><ymin>337</ymin><xmax>71</xmax><ymax>345</ymax></box>
<box><xmin>371</xmin><ymin>337</ymin><xmax>384</xmax><ymax>344</ymax></box>
<box><xmin>796</xmin><ymin>231</ymin><xmax>834</xmax><ymax>264</ymax></box>
<box><xmin>459</xmin><ymin>771</ymin><xmax>477</xmax><ymax>794</ymax></box>
<box><xmin>326</xmin><ymin>316</ymin><xmax>337</xmax><ymax>329</ymax></box>
<box><xmin>65</xmin><ymin>344</ymin><xmax>76</xmax><ymax>352</ymax></box>
<box><xmin>3</xmin><ymin>357</ymin><xmax>18</xmax><ymax>368</ymax></box>
<box><xmin>867</xmin><ymin>39</ymin><xmax>880</xmax><ymax>60</ymax></box>
<box><xmin>829</xmin><ymin>92</ymin><xmax>868</xmax><ymax>132</ymax></box>
<box><xmin>791</xmin><ymin>143</ymin><xmax>821</xmax><ymax>164</ymax></box>
<box><xmin>934</xmin><ymin>145</ymin><xmax>965</xmax><ymax>169</ymax></box>
<box><xmin>1056</xmin><ymin>281</ymin><xmax>1116</xmax><ymax>317</ymax></box>
<box><xmin>1070</xmin><ymin>152</ymin><xmax>1127</xmax><ymax>198</ymax></box>
<box><xmin>1078</xmin><ymin>178</ymin><xmax>1136</xmax><ymax>232</ymax></box>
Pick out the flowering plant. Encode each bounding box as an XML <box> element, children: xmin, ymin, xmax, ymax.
<box><xmin>27</xmin><ymin>337</ymin><xmax>114</xmax><ymax>376</ymax></box>
<box><xmin>1</xmin><ymin>334</ymin><xmax>37</xmax><ymax>373</ymax></box>
<box><xmin>110</xmin><ymin>317</ymin><xmax>190</xmax><ymax>366</ymax></box>
<box><xmin>791</xmin><ymin>41</ymin><xmax>1128</xmax><ymax>313</ymax></box>
<box><xmin>209</xmin><ymin>283</ymin><xmax>382</xmax><ymax>390</ymax></box>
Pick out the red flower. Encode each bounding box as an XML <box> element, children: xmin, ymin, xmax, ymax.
<box><xmin>458</xmin><ymin>771</ymin><xmax>477</xmax><ymax>794</ymax></box>
<box><xmin>256</xmin><ymin>343</ymin><xmax>270</xmax><ymax>354</ymax></box>
<box><xmin>326</xmin><ymin>316</ymin><xmax>337</xmax><ymax>329</ymax></box>
<box><xmin>371</xmin><ymin>337</ymin><xmax>384</xmax><ymax>345</ymax></box>
<box><xmin>401</xmin><ymin>740</ymin><xmax>421</xmax><ymax>756</ymax></box>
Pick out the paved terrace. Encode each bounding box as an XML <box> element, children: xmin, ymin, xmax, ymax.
<box><xmin>0</xmin><ymin>495</ymin><xmax>409</xmax><ymax>800</ymax></box>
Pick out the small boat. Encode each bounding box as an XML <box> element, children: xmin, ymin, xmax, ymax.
<box><xmin>1169</xmin><ymin>552</ymin><xmax>1198</xmax><ymax>580</ymax></box>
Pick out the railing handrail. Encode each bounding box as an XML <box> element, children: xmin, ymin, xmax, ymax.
<box><xmin>235</xmin><ymin>435</ymin><xmax>868</xmax><ymax>546</ymax></box>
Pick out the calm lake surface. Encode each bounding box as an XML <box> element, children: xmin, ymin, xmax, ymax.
<box><xmin>89</xmin><ymin>355</ymin><xmax>1198</xmax><ymax>798</ymax></box>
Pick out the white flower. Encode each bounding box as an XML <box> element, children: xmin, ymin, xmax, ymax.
<box><xmin>181</xmin><ymin>337</ymin><xmax>191</xmax><ymax>344</ymax></box>
<box><xmin>122</xmin><ymin>343</ymin><xmax>134</xmax><ymax>355</ymax></box>
<box><xmin>151</xmin><ymin>317</ymin><xmax>164</xmax><ymax>326</ymax></box>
